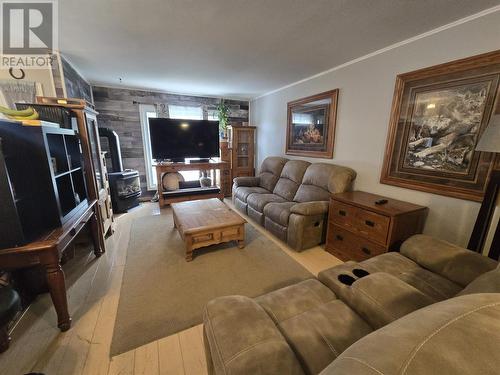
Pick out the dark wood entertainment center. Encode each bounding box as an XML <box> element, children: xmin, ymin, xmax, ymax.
<box><xmin>0</xmin><ymin>200</ymin><xmax>102</xmax><ymax>331</ymax></box>
<box><xmin>155</xmin><ymin>161</ymin><xmax>230</xmax><ymax>207</ymax></box>
<box><xmin>0</xmin><ymin>119</ymin><xmax>104</xmax><ymax>332</ymax></box>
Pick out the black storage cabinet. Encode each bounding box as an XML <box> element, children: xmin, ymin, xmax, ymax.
<box><xmin>0</xmin><ymin>120</ymin><xmax>89</xmax><ymax>249</ymax></box>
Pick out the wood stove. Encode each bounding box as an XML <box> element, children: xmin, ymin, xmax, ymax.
<box><xmin>99</xmin><ymin>127</ymin><xmax>141</xmax><ymax>213</ymax></box>
<box><xmin>108</xmin><ymin>170</ymin><xmax>141</xmax><ymax>212</ymax></box>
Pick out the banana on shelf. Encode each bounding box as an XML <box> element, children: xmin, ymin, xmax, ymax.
<box><xmin>0</xmin><ymin>105</ymin><xmax>60</xmax><ymax>127</ymax></box>
<box><xmin>0</xmin><ymin>105</ymin><xmax>62</xmax><ymax>127</ymax></box>
<box><xmin>0</xmin><ymin>105</ymin><xmax>39</xmax><ymax>121</ymax></box>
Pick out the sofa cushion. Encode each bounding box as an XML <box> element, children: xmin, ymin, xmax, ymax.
<box><xmin>203</xmin><ymin>295</ymin><xmax>304</xmax><ymax>375</ymax></box>
<box><xmin>359</xmin><ymin>252</ymin><xmax>462</xmax><ymax>300</ymax></box>
<box><xmin>259</xmin><ymin>157</ymin><xmax>288</xmax><ymax>192</ymax></box>
<box><xmin>279</xmin><ymin>300</ymin><xmax>372</xmax><ymax>375</ymax></box>
<box><xmin>400</xmin><ymin>234</ymin><xmax>498</xmax><ymax>287</ymax></box>
<box><xmin>397</xmin><ymin>267</ymin><xmax>462</xmax><ymax>300</ymax></box>
<box><xmin>256</xmin><ymin>279</ymin><xmax>372</xmax><ymax>375</ymax></box>
<box><xmin>264</xmin><ymin>202</ymin><xmax>296</xmax><ymax>226</ymax></box>
<box><xmin>256</xmin><ymin>279</ymin><xmax>336</xmax><ymax>323</ymax></box>
<box><xmin>294</xmin><ymin>163</ymin><xmax>356</xmax><ymax>203</ymax></box>
<box><xmin>294</xmin><ymin>183</ymin><xmax>331</xmax><ymax>203</ymax></box>
<box><xmin>273</xmin><ymin>160</ymin><xmax>310</xmax><ymax>201</ymax></box>
<box><xmin>247</xmin><ymin>193</ymin><xmax>286</xmax><ymax>213</ymax></box>
<box><xmin>234</xmin><ymin>186</ymin><xmax>270</xmax><ymax>203</ymax></box>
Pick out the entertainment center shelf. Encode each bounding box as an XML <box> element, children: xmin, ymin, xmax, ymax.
<box><xmin>155</xmin><ymin>161</ymin><xmax>230</xmax><ymax>207</ymax></box>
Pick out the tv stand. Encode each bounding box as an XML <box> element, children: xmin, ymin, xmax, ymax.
<box><xmin>155</xmin><ymin>161</ymin><xmax>230</xmax><ymax>207</ymax></box>
<box><xmin>188</xmin><ymin>158</ymin><xmax>211</xmax><ymax>164</ymax></box>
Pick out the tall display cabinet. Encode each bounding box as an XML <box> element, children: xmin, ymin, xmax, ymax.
<box><xmin>81</xmin><ymin>110</ymin><xmax>114</xmax><ymax>236</ymax></box>
<box><xmin>0</xmin><ymin>121</ymin><xmax>90</xmax><ymax>248</ymax></box>
<box><xmin>224</xmin><ymin>125</ymin><xmax>256</xmax><ymax>196</ymax></box>
<box><xmin>0</xmin><ymin>115</ymin><xmax>105</xmax><ymax>332</ymax></box>
<box><xmin>230</xmin><ymin>125</ymin><xmax>256</xmax><ymax>178</ymax></box>
<box><xmin>36</xmin><ymin>97</ymin><xmax>114</xmax><ymax>242</ymax></box>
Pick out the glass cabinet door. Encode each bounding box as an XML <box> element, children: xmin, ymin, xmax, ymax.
<box><xmin>86</xmin><ymin>114</ymin><xmax>104</xmax><ymax>191</ymax></box>
<box><xmin>236</xmin><ymin>129</ymin><xmax>252</xmax><ymax>167</ymax></box>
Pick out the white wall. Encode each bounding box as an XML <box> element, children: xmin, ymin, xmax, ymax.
<box><xmin>250</xmin><ymin>10</ymin><xmax>500</xmax><ymax>247</ymax></box>
<box><xmin>0</xmin><ymin>68</ymin><xmax>56</xmax><ymax>97</ymax></box>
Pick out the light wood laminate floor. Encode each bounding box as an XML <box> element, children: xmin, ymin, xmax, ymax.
<box><xmin>0</xmin><ymin>201</ymin><xmax>342</xmax><ymax>375</ymax></box>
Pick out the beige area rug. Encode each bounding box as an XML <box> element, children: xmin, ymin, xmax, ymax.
<box><xmin>110</xmin><ymin>212</ymin><xmax>313</xmax><ymax>356</ymax></box>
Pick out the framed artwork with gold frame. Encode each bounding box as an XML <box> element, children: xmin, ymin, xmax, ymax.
<box><xmin>380</xmin><ymin>50</ymin><xmax>500</xmax><ymax>202</ymax></box>
<box><xmin>286</xmin><ymin>89</ymin><xmax>338</xmax><ymax>158</ymax></box>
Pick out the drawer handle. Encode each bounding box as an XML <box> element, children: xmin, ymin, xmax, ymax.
<box><xmin>365</xmin><ymin>220</ymin><xmax>375</xmax><ymax>227</ymax></box>
<box><xmin>314</xmin><ymin>221</ymin><xmax>320</xmax><ymax>227</ymax></box>
<box><xmin>336</xmin><ymin>235</ymin><xmax>344</xmax><ymax>241</ymax></box>
<box><xmin>338</xmin><ymin>210</ymin><xmax>346</xmax><ymax>216</ymax></box>
<box><xmin>361</xmin><ymin>247</ymin><xmax>371</xmax><ymax>255</ymax></box>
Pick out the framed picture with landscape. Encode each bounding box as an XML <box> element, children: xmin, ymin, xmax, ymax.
<box><xmin>381</xmin><ymin>50</ymin><xmax>500</xmax><ymax>202</ymax></box>
<box><xmin>286</xmin><ymin>89</ymin><xmax>338</xmax><ymax>158</ymax></box>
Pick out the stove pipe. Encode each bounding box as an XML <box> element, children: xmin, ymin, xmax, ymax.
<box><xmin>98</xmin><ymin>127</ymin><xmax>123</xmax><ymax>172</ymax></box>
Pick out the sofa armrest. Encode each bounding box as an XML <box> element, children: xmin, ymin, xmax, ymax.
<box><xmin>203</xmin><ymin>295</ymin><xmax>304</xmax><ymax>375</ymax></box>
<box><xmin>327</xmin><ymin>167</ymin><xmax>357</xmax><ymax>194</ymax></box>
<box><xmin>290</xmin><ymin>201</ymin><xmax>329</xmax><ymax>216</ymax></box>
<box><xmin>233</xmin><ymin>176</ymin><xmax>260</xmax><ymax>188</ymax></box>
<box><xmin>400</xmin><ymin>234</ymin><xmax>498</xmax><ymax>287</ymax></box>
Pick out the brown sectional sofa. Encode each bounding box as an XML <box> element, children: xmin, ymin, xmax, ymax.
<box><xmin>233</xmin><ymin>156</ymin><xmax>356</xmax><ymax>250</ymax></box>
<box><xmin>203</xmin><ymin>235</ymin><xmax>500</xmax><ymax>374</ymax></box>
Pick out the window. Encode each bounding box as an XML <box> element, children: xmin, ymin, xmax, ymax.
<box><xmin>207</xmin><ymin>109</ymin><xmax>218</xmax><ymax>121</ymax></box>
<box><xmin>168</xmin><ymin>105</ymin><xmax>203</xmax><ymax>120</ymax></box>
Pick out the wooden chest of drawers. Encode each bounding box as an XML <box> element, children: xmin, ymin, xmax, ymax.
<box><xmin>325</xmin><ymin>191</ymin><xmax>428</xmax><ymax>261</ymax></box>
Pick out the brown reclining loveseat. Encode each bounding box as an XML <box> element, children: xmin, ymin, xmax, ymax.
<box><xmin>203</xmin><ymin>234</ymin><xmax>500</xmax><ymax>374</ymax></box>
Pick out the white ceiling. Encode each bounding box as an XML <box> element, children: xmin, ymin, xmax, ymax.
<box><xmin>59</xmin><ymin>0</ymin><xmax>500</xmax><ymax>99</ymax></box>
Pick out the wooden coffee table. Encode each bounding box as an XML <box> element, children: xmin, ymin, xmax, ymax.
<box><xmin>171</xmin><ymin>198</ymin><xmax>247</xmax><ymax>261</ymax></box>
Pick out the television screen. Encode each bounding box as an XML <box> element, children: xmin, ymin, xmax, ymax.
<box><xmin>149</xmin><ymin>118</ymin><xmax>220</xmax><ymax>161</ymax></box>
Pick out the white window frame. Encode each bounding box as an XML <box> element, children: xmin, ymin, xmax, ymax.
<box><xmin>168</xmin><ymin>104</ymin><xmax>203</xmax><ymax>120</ymax></box>
<box><xmin>139</xmin><ymin>104</ymin><xmax>157</xmax><ymax>191</ymax></box>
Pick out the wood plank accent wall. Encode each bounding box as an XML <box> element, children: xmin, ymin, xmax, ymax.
<box><xmin>92</xmin><ymin>86</ymin><xmax>249</xmax><ymax>189</ymax></box>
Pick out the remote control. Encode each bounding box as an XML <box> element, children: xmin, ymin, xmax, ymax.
<box><xmin>375</xmin><ymin>199</ymin><xmax>388</xmax><ymax>205</ymax></box>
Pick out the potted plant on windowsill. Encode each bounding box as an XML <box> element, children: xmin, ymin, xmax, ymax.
<box><xmin>217</xmin><ymin>99</ymin><xmax>231</xmax><ymax>162</ymax></box>
<box><xmin>217</xmin><ymin>99</ymin><xmax>229</xmax><ymax>140</ymax></box>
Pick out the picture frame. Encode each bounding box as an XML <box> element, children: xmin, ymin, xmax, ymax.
<box><xmin>286</xmin><ymin>89</ymin><xmax>338</xmax><ymax>158</ymax></box>
<box><xmin>380</xmin><ymin>50</ymin><xmax>500</xmax><ymax>202</ymax></box>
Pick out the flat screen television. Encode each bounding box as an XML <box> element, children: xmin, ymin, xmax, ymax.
<box><xmin>149</xmin><ymin>118</ymin><xmax>220</xmax><ymax>161</ymax></box>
